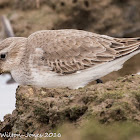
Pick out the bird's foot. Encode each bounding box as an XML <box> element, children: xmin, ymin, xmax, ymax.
<box><xmin>96</xmin><ymin>79</ymin><xmax>103</xmax><ymax>84</ymax></box>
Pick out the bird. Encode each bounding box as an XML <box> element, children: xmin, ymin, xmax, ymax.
<box><xmin>0</xmin><ymin>29</ymin><xmax>140</xmax><ymax>89</ymax></box>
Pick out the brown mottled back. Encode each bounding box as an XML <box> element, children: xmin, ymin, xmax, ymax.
<box><xmin>27</xmin><ymin>29</ymin><xmax>140</xmax><ymax>74</ymax></box>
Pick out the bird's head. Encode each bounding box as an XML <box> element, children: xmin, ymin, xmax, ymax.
<box><xmin>0</xmin><ymin>37</ymin><xmax>27</xmax><ymax>74</ymax></box>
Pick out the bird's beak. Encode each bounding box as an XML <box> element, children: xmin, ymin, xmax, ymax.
<box><xmin>0</xmin><ymin>69</ymin><xmax>3</xmax><ymax>75</ymax></box>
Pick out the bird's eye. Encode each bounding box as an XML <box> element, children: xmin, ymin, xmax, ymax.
<box><xmin>0</xmin><ymin>53</ymin><xmax>6</xmax><ymax>60</ymax></box>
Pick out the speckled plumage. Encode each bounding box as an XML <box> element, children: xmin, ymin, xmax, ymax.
<box><xmin>0</xmin><ymin>29</ymin><xmax>140</xmax><ymax>89</ymax></box>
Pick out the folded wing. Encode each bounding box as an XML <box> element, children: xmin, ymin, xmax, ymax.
<box><xmin>27</xmin><ymin>30</ymin><xmax>140</xmax><ymax>74</ymax></box>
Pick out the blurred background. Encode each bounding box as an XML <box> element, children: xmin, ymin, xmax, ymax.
<box><xmin>0</xmin><ymin>0</ymin><xmax>140</xmax><ymax>120</ymax></box>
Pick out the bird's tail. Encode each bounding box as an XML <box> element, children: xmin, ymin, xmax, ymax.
<box><xmin>114</xmin><ymin>37</ymin><xmax>140</xmax><ymax>57</ymax></box>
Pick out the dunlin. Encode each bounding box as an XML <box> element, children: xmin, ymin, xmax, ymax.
<box><xmin>0</xmin><ymin>29</ymin><xmax>140</xmax><ymax>89</ymax></box>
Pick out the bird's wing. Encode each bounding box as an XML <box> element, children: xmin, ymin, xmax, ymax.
<box><xmin>27</xmin><ymin>30</ymin><xmax>140</xmax><ymax>74</ymax></box>
<box><xmin>112</xmin><ymin>37</ymin><xmax>140</xmax><ymax>57</ymax></box>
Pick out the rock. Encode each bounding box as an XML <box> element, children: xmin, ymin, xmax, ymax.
<box><xmin>0</xmin><ymin>0</ymin><xmax>12</xmax><ymax>8</ymax></box>
<box><xmin>1</xmin><ymin>1</ymin><xmax>140</xmax><ymax>139</ymax></box>
<box><xmin>0</xmin><ymin>111</ymin><xmax>17</xmax><ymax>140</ymax></box>
<box><xmin>1</xmin><ymin>75</ymin><xmax>140</xmax><ymax>139</ymax></box>
<box><xmin>52</xmin><ymin>0</ymin><xmax>140</xmax><ymax>37</ymax></box>
<box><xmin>1</xmin><ymin>0</ymin><xmax>139</xmax><ymax>38</ymax></box>
<box><xmin>12</xmin><ymin>0</ymin><xmax>140</xmax><ymax>37</ymax></box>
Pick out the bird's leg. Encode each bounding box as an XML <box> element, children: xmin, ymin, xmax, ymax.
<box><xmin>96</xmin><ymin>79</ymin><xmax>103</xmax><ymax>84</ymax></box>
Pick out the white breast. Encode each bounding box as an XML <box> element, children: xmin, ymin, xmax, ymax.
<box><xmin>30</xmin><ymin>49</ymin><xmax>140</xmax><ymax>89</ymax></box>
